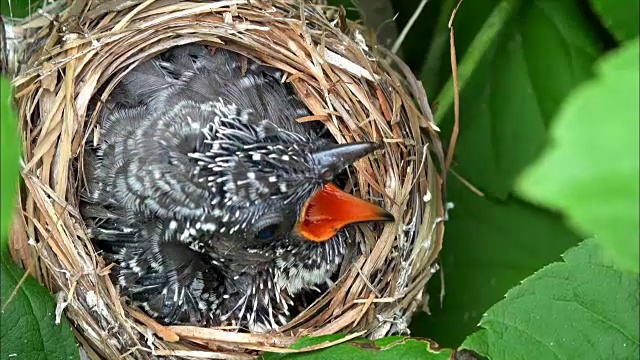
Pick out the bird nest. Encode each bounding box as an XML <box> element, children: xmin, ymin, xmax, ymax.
<box><xmin>4</xmin><ymin>0</ymin><xmax>445</xmax><ymax>359</ymax></box>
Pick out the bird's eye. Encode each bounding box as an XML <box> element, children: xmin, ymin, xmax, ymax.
<box><xmin>256</xmin><ymin>224</ymin><xmax>280</xmax><ymax>241</ymax></box>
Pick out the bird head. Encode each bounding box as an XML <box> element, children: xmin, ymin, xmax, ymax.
<box><xmin>184</xmin><ymin>100</ymin><xmax>394</xmax><ymax>252</ymax></box>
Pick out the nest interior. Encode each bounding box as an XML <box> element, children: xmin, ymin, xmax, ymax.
<box><xmin>6</xmin><ymin>1</ymin><xmax>445</xmax><ymax>359</ymax></box>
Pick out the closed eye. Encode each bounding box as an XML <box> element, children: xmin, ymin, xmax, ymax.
<box><xmin>256</xmin><ymin>224</ymin><xmax>279</xmax><ymax>241</ymax></box>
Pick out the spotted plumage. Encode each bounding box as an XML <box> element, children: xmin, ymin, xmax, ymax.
<box><xmin>81</xmin><ymin>44</ymin><xmax>393</xmax><ymax>332</ymax></box>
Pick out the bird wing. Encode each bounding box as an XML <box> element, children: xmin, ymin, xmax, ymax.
<box><xmin>100</xmin><ymin>43</ymin><xmax>322</xmax><ymax>139</ymax></box>
<box><xmin>100</xmin><ymin>221</ymin><xmax>223</xmax><ymax>325</ymax></box>
<box><xmin>100</xmin><ymin>56</ymin><xmax>183</xmax><ymax>122</ymax></box>
<box><xmin>159</xmin><ymin>44</ymin><xmax>317</xmax><ymax>137</ymax></box>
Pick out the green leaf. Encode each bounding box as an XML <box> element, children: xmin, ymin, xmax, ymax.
<box><xmin>421</xmin><ymin>0</ymin><xmax>502</xmax><ymax>96</ymax></box>
<box><xmin>462</xmin><ymin>239</ymin><xmax>640</xmax><ymax>360</ymax></box>
<box><xmin>0</xmin><ymin>0</ymin><xmax>39</xmax><ymax>17</ymax></box>
<box><xmin>589</xmin><ymin>0</ymin><xmax>639</xmax><ymax>42</ymax></box>
<box><xmin>1</xmin><ymin>77</ymin><xmax>20</xmax><ymax>251</ymax></box>
<box><xmin>517</xmin><ymin>38</ymin><xmax>640</xmax><ymax>273</ymax></box>
<box><xmin>262</xmin><ymin>335</ymin><xmax>455</xmax><ymax>360</ymax></box>
<box><xmin>432</xmin><ymin>1</ymin><xmax>514</xmax><ymax>125</ymax></box>
<box><xmin>410</xmin><ymin>178</ymin><xmax>581</xmax><ymax>348</ymax></box>
<box><xmin>436</xmin><ymin>0</ymin><xmax>601</xmax><ymax>198</ymax></box>
<box><xmin>1</xmin><ymin>260</ymin><xmax>80</xmax><ymax>360</ymax></box>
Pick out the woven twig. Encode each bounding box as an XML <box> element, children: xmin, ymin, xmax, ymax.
<box><xmin>5</xmin><ymin>1</ymin><xmax>445</xmax><ymax>359</ymax></box>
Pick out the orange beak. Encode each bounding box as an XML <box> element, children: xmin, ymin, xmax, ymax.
<box><xmin>296</xmin><ymin>183</ymin><xmax>395</xmax><ymax>242</ymax></box>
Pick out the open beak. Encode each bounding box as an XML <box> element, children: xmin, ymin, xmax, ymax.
<box><xmin>296</xmin><ymin>183</ymin><xmax>395</xmax><ymax>242</ymax></box>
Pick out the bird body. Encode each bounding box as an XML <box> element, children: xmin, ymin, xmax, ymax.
<box><xmin>81</xmin><ymin>44</ymin><xmax>393</xmax><ymax>332</ymax></box>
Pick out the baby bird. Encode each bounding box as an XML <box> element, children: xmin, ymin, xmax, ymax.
<box><xmin>81</xmin><ymin>44</ymin><xmax>394</xmax><ymax>332</ymax></box>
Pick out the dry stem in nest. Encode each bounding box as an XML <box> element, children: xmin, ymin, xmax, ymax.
<box><xmin>6</xmin><ymin>1</ymin><xmax>445</xmax><ymax>359</ymax></box>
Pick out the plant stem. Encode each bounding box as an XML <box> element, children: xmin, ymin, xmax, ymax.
<box><xmin>433</xmin><ymin>1</ymin><xmax>515</xmax><ymax>124</ymax></box>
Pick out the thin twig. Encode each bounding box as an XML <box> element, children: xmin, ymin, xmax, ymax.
<box><xmin>391</xmin><ymin>0</ymin><xmax>429</xmax><ymax>54</ymax></box>
<box><xmin>1</xmin><ymin>262</ymin><xmax>35</xmax><ymax>312</ymax></box>
<box><xmin>434</xmin><ymin>1</ymin><xmax>514</xmax><ymax>124</ymax></box>
<box><xmin>444</xmin><ymin>0</ymin><xmax>463</xmax><ymax>172</ymax></box>
<box><xmin>450</xmin><ymin>168</ymin><xmax>485</xmax><ymax>197</ymax></box>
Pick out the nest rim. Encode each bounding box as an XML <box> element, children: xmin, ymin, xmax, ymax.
<box><xmin>6</xmin><ymin>1</ymin><xmax>446</xmax><ymax>359</ymax></box>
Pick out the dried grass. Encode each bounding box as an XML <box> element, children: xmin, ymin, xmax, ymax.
<box><xmin>5</xmin><ymin>1</ymin><xmax>445</xmax><ymax>359</ymax></box>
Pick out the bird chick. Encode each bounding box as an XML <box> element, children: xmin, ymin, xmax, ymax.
<box><xmin>81</xmin><ymin>44</ymin><xmax>394</xmax><ymax>332</ymax></box>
